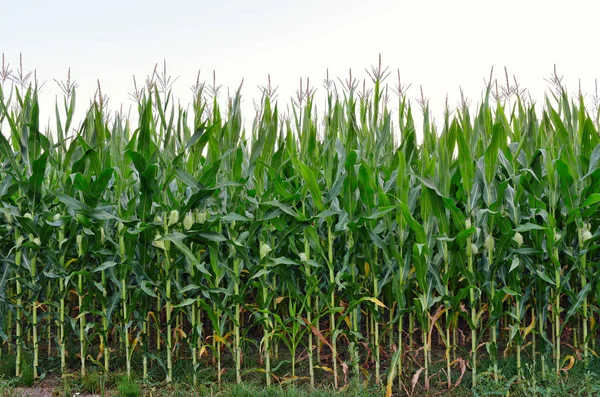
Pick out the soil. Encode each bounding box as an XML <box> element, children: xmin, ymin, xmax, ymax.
<box><xmin>10</xmin><ymin>376</ymin><xmax>99</xmax><ymax>397</ymax></box>
<box><xmin>14</xmin><ymin>387</ymin><xmax>100</xmax><ymax>397</ymax></box>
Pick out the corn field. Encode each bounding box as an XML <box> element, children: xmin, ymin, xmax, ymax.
<box><xmin>1</xmin><ymin>58</ymin><xmax>600</xmax><ymax>395</ymax></box>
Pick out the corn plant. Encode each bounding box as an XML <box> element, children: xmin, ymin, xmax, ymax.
<box><xmin>0</xmin><ymin>57</ymin><xmax>599</xmax><ymax>397</ymax></box>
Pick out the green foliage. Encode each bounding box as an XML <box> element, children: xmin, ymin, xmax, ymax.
<box><xmin>0</xmin><ymin>355</ymin><xmax>15</xmax><ymax>379</ymax></box>
<box><xmin>82</xmin><ymin>371</ymin><xmax>107</xmax><ymax>395</ymax></box>
<box><xmin>117</xmin><ymin>376</ymin><xmax>140</xmax><ymax>397</ymax></box>
<box><xmin>18</xmin><ymin>366</ymin><xmax>33</xmax><ymax>388</ymax></box>
<box><xmin>0</xmin><ymin>58</ymin><xmax>599</xmax><ymax>396</ymax></box>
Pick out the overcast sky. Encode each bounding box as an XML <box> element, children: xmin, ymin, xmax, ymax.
<box><xmin>2</xmin><ymin>0</ymin><xmax>600</xmax><ymax>136</ymax></box>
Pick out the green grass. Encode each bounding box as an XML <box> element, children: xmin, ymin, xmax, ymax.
<box><xmin>0</xmin><ymin>354</ymin><xmax>16</xmax><ymax>380</ymax></box>
<box><xmin>117</xmin><ymin>376</ymin><xmax>140</xmax><ymax>397</ymax></box>
<box><xmin>2</xmin><ymin>357</ymin><xmax>600</xmax><ymax>396</ymax></box>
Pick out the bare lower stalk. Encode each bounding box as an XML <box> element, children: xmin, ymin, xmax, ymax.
<box><xmin>516</xmin><ymin>298</ymin><xmax>521</xmax><ymax>378</ymax></box>
<box><xmin>122</xmin><ymin>277</ymin><xmax>130</xmax><ymax>377</ymax></box>
<box><xmin>60</xmin><ymin>277</ymin><xmax>66</xmax><ymax>375</ymax></box>
<box><xmin>409</xmin><ymin>312</ymin><xmax>414</xmax><ymax>349</ymax></box>
<box><xmin>453</xmin><ymin>326</ymin><xmax>457</xmax><ymax>361</ymax></box>
<box><xmin>316</xmin><ymin>294</ymin><xmax>321</xmax><ymax>364</ymax></box>
<box><xmin>443</xmin><ymin>242</ymin><xmax>451</xmax><ymax>389</ymax></box>
<box><xmin>102</xmin><ymin>269</ymin><xmax>109</xmax><ymax>372</ymax></box>
<box><xmin>579</xmin><ymin>228</ymin><xmax>589</xmax><ymax>364</ymax></box>
<box><xmin>234</xmin><ymin>257</ymin><xmax>242</xmax><ymax>384</ymax></box>
<box><xmin>307</xmin><ymin>307</ymin><xmax>315</xmax><ymax>388</ymax></box>
<box><xmin>423</xmin><ymin>320</ymin><xmax>430</xmax><ymax>390</ymax></box>
<box><xmin>119</xmin><ymin>230</ymin><xmax>131</xmax><ymax>378</ymax></box>
<box><xmin>28</xmin><ymin>232</ymin><xmax>39</xmax><ymax>379</ymax></box>
<box><xmin>215</xmin><ymin>308</ymin><xmax>222</xmax><ymax>386</ymax></box>
<box><xmin>397</xmin><ymin>313</ymin><xmax>403</xmax><ymax>390</ymax></box>
<box><xmin>446</xmin><ymin>322</ymin><xmax>451</xmax><ymax>389</ymax></box>
<box><xmin>491</xmin><ymin>284</ymin><xmax>498</xmax><ymax>381</ymax></box>
<box><xmin>156</xmin><ymin>295</ymin><xmax>161</xmax><ymax>352</ymax></box>
<box><xmin>328</xmin><ymin>226</ymin><xmax>338</xmax><ymax>389</ymax></box>
<box><xmin>164</xmin><ymin>211</ymin><xmax>173</xmax><ymax>383</ymax></box>
<box><xmin>15</xmin><ymin>232</ymin><xmax>22</xmax><ymax>378</ymax></box>
<box><xmin>302</xmin><ymin>224</ymin><xmax>315</xmax><ymax>389</ymax></box>
<box><xmin>143</xmin><ymin>321</ymin><xmax>148</xmax><ymax>379</ymax></box>
<box><xmin>46</xmin><ymin>283</ymin><xmax>52</xmax><ymax>357</ymax></box>
<box><xmin>555</xmin><ymin>246</ymin><xmax>561</xmax><ymax>374</ymax></box>
<box><xmin>75</xmin><ymin>234</ymin><xmax>85</xmax><ymax>377</ymax></box>
<box><xmin>6</xmin><ymin>300</ymin><xmax>12</xmax><ymax>355</ymax></box>
<box><xmin>263</xmin><ymin>291</ymin><xmax>271</xmax><ymax>386</ymax></box>
<box><xmin>166</xmin><ymin>254</ymin><xmax>172</xmax><ymax>383</ymax></box>
<box><xmin>537</xmin><ymin>266</ymin><xmax>546</xmax><ymax>380</ymax></box>
<box><xmin>373</xmin><ymin>265</ymin><xmax>380</xmax><ymax>384</ymax></box>
<box><xmin>78</xmin><ymin>272</ymin><xmax>85</xmax><ymax>377</ymax></box>
<box><xmin>191</xmin><ymin>304</ymin><xmax>197</xmax><ymax>386</ymax></box>
<box><xmin>467</xmin><ymin>233</ymin><xmax>477</xmax><ymax>387</ymax></box>
<box><xmin>486</xmin><ymin>234</ymin><xmax>498</xmax><ymax>383</ymax></box>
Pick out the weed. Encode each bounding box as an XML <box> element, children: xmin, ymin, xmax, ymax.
<box><xmin>117</xmin><ymin>376</ymin><xmax>140</xmax><ymax>397</ymax></box>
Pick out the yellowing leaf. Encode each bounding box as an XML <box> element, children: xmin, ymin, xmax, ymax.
<box><xmin>198</xmin><ymin>345</ymin><xmax>207</xmax><ymax>359</ymax></box>
<box><xmin>363</xmin><ymin>297</ymin><xmax>387</xmax><ymax>309</ymax></box>
<box><xmin>315</xmin><ymin>365</ymin><xmax>333</xmax><ymax>374</ymax></box>
<box><xmin>280</xmin><ymin>376</ymin><xmax>309</xmax><ymax>384</ymax></box>
<box><xmin>386</xmin><ymin>363</ymin><xmax>396</xmax><ymax>397</ymax></box>
<box><xmin>130</xmin><ymin>337</ymin><xmax>140</xmax><ymax>355</ymax></box>
<box><xmin>97</xmin><ymin>342</ymin><xmax>104</xmax><ymax>360</ymax></box>
<box><xmin>523</xmin><ymin>312</ymin><xmax>535</xmax><ymax>338</ymax></box>
<box><xmin>561</xmin><ymin>355</ymin><xmax>575</xmax><ymax>372</ymax></box>
<box><xmin>476</xmin><ymin>304</ymin><xmax>489</xmax><ymax>323</ymax></box>
<box><xmin>176</xmin><ymin>328</ymin><xmax>187</xmax><ymax>339</ymax></box>
<box><xmin>147</xmin><ymin>311</ymin><xmax>158</xmax><ymax>324</ymax></box>
<box><xmin>65</xmin><ymin>258</ymin><xmax>77</xmax><ymax>268</ymax></box>
<box><xmin>214</xmin><ymin>334</ymin><xmax>227</xmax><ymax>344</ymax></box>
<box><xmin>86</xmin><ymin>355</ymin><xmax>104</xmax><ymax>368</ymax></box>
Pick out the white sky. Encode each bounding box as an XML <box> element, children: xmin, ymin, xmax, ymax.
<box><xmin>2</xmin><ymin>0</ymin><xmax>600</xmax><ymax>137</ymax></box>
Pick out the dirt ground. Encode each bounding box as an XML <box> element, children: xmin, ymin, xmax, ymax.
<box><xmin>13</xmin><ymin>388</ymin><xmax>56</xmax><ymax>397</ymax></box>
<box><xmin>10</xmin><ymin>376</ymin><xmax>99</xmax><ymax>397</ymax></box>
<box><xmin>13</xmin><ymin>387</ymin><xmax>100</xmax><ymax>397</ymax></box>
